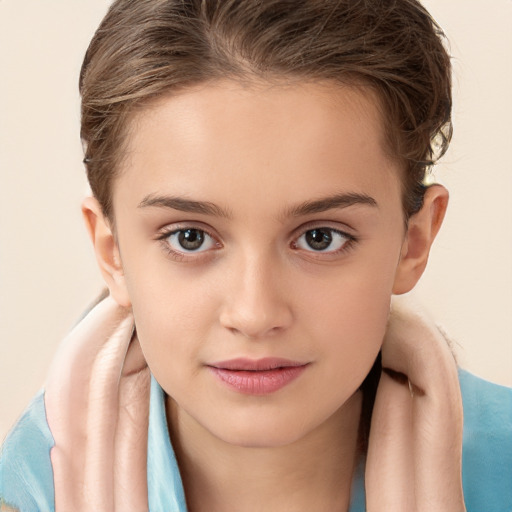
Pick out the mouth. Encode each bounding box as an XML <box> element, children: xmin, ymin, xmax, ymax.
<box><xmin>207</xmin><ymin>358</ymin><xmax>309</xmax><ymax>395</ymax></box>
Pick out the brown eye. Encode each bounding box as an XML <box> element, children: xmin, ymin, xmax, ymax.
<box><xmin>178</xmin><ymin>229</ymin><xmax>204</xmax><ymax>250</ymax></box>
<box><xmin>295</xmin><ymin>228</ymin><xmax>351</xmax><ymax>253</ymax></box>
<box><xmin>305</xmin><ymin>229</ymin><xmax>333</xmax><ymax>251</ymax></box>
<box><xmin>166</xmin><ymin>229</ymin><xmax>215</xmax><ymax>252</ymax></box>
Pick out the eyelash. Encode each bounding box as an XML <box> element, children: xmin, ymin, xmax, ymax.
<box><xmin>156</xmin><ymin>224</ymin><xmax>357</xmax><ymax>262</ymax></box>
<box><xmin>291</xmin><ymin>226</ymin><xmax>357</xmax><ymax>259</ymax></box>
<box><xmin>156</xmin><ymin>225</ymin><xmax>220</xmax><ymax>262</ymax></box>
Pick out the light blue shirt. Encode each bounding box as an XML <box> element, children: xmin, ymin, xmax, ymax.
<box><xmin>1</xmin><ymin>369</ymin><xmax>511</xmax><ymax>511</ymax></box>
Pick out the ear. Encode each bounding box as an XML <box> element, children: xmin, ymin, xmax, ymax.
<box><xmin>393</xmin><ymin>184</ymin><xmax>449</xmax><ymax>295</ymax></box>
<box><xmin>82</xmin><ymin>197</ymin><xmax>132</xmax><ymax>308</ymax></box>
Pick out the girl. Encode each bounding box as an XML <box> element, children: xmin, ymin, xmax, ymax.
<box><xmin>1</xmin><ymin>1</ymin><xmax>511</xmax><ymax>511</ymax></box>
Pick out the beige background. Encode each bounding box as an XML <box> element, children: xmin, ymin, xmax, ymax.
<box><xmin>1</xmin><ymin>0</ymin><xmax>511</xmax><ymax>442</ymax></box>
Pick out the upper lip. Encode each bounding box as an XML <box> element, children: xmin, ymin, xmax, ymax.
<box><xmin>209</xmin><ymin>357</ymin><xmax>307</xmax><ymax>371</ymax></box>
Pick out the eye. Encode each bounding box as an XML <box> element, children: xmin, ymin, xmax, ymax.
<box><xmin>166</xmin><ymin>228</ymin><xmax>217</xmax><ymax>253</ymax></box>
<box><xmin>294</xmin><ymin>228</ymin><xmax>351</xmax><ymax>253</ymax></box>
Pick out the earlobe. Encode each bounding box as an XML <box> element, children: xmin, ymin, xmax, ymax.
<box><xmin>392</xmin><ymin>185</ymin><xmax>449</xmax><ymax>295</ymax></box>
<box><xmin>81</xmin><ymin>197</ymin><xmax>132</xmax><ymax>308</ymax></box>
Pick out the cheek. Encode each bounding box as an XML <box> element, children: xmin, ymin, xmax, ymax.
<box><xmin>309</xmin><ymin>284</ymin><xmax>389</xmax><ymax>370</ymax></box>
<box><xmin>298</xmin><ymin>252</ymin><xmax>398</xmax><ymax>376</ymax></box>
<box><xmin>123</xmin><ymin>262</ymin><xmax>221</xmax><ymax>379</ymax></box>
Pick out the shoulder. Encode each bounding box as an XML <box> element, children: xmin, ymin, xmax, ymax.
<box><xmin>0</xmin><ymin>390</ymin><xmax>55</xmax><ymax>512</ymax></box>
<box><xmin>459</xmin><ymin>369</ymin><xmax>512</xmax><ymax>512</ymax></box>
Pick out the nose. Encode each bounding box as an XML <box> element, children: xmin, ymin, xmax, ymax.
<box><xmin>219</xmin><ymin>253</ymin><xmax>293</xmax><ymax>339</ymax></box>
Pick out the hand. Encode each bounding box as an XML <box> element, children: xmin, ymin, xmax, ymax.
<box><xmin>365</xmin><ymin>297</ymin><xmax>466</xmax><ymax>512</ymax></box>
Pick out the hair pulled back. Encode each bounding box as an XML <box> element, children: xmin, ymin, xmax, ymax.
<box><xmin>80</xmin><ymin>0</ymin><xmax>452</xmax><ymax>221</ymax></box>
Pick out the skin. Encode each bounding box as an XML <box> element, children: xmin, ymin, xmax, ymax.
<box><xmin>83</xmin><ymin>80</ymin><xmax>464</xmax><ymax>511</ymax></box>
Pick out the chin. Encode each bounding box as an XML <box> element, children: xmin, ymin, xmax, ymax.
<box><xmin>205</xmin><ymin>403</ymin><xmax>339</xmax><ymax>449</ymax></box>
<box><xmin>216</xmin><ymin>422</ymin><xmax>312</xmax><ymax>449</ymax></box>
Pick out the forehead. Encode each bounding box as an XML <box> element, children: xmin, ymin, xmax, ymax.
<box><xmin>114</xmin><ymin>80</ymin><xmax>402</xmax><ymax>216</ymax></box>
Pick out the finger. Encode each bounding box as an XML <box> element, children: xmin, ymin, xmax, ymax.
<box><xmin>366</xmin><ymin>372</ymin><xmax>415</xmax><ymax>512</ymax></box>
<box><xmin>381</xmin><ymin>299</ymin><xmax>465</xmax><ymax>511</ymax></box>
<box><xmin>382</xmin><ymin>299</ymin><xmax>457</xmax><ymax>395</ymax></box>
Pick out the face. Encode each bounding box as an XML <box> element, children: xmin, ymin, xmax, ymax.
<box><xmin>110</xmin><ymin>80</ymin><xmax>408</xmax><ymax>447</ymax></box>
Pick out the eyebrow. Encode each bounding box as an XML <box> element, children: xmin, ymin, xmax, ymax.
<box><xmin>138</xmin><ymin>192</ymin><xmax>377</xmax><ymax>219</ymax></box>
<box><xmin>138</xmin><ymin>194</ymin><xmax>232</xmax><ymax>218</ymax></box>
<box><xmin>284</xmin><ymin>192</ymin><xmax>378</xmax><ymax>218</ymax></box>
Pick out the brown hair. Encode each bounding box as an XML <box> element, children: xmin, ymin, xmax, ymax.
<box><xmin>80</xmin><ymin>0</ymin><xmax>452</xmax><ymax>451</ymax></box>
<box><xmin>80</xmin><ymin>0</ymin><xmax>452</xmax><ymax>222</ymax></box>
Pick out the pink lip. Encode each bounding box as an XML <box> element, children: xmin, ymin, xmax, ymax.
<box><xmin>207</xmin><ymin>358</ymin><xmax>309</xmax><ymax>395</ymax></box>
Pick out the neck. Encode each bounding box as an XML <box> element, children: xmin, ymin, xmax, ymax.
<box><xmin>166</xmin><ymin>391</ymin><xmax>362</xmax><ymax>512</ymax></box>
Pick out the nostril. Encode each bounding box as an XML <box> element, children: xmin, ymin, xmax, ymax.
<box><xmin>223</xmin><ymin>323</ymin><xmax>286</xmax><ymax>340</ymax></box>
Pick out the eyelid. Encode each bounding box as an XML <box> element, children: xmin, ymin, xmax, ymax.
<box><xmin>156</xmin><ymin>222</ymin><xmax>223</xmax><ymax>260</ymax></box>
<box><xmin>290</xmin><ymin>222</ymin><xmax>357</xmax><ymax>256</ymax></box>
<box><xmin>290</xmin><ymin>220</ymin><xmax>356</xmax><ymax>241</ymax></box>
<box><xmin>156</xmin><ymin>221</ymin><xmax>220</xmax><ymax>241</ymax></box>
<box><xmin>155</xmin><ymin>220</ymin><xmax>357</xmax><ymax>263</ymax></box>
<box><xmin>168</xmin><ymin>229</ymin><xmax>217</xmax><ymax>252</ymax></box>
<box><xmin>293</xmin><ymin>229</ymin><xmax>351</xmax><ymax>251</ymax></box>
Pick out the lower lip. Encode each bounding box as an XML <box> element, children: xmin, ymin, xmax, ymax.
<box><xmin>209</xmin><ymin>365</ymin><xmax>308</xmax><ymax>395</ymax></box>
